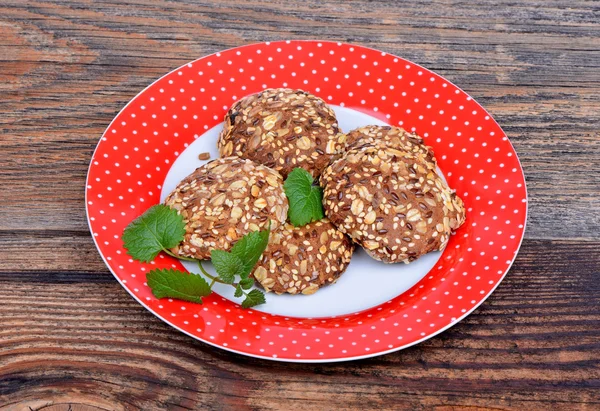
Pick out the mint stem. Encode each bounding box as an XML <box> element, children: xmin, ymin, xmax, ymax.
<box><xmin>198</xmin><ymin>261</ymin><xmax>232</xmax><ymax>286</ymax></box>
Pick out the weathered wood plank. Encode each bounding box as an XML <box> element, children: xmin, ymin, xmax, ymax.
<box><xmin>1</xmin><ymin>0</ymin><xmax>599</xmax><ymax>239</ymax></box>
<box><xmin>0</xmin><ymin>240</ymin><xmax>598</xmax><ymax>409</ymax></box>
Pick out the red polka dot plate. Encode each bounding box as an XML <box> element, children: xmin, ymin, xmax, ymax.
<box><xmin>86</xmin><ymin>40</ymin><xmax>527</xmax><ymax>362</ymax></box>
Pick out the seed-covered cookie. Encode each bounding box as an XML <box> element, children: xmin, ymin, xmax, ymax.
<box><xmin>345</xmin><ymin>125</ymin><xmax>436</xmax><ymax>169</ymax></box>
<box><xmin>251</xmin><ymin>219</ymin><xmax>354</xmax><ymax>295</ymax></box>
<box><xmin>165</xmin><ymin>157</ymin><xmax>288</xmax><ymax>260</ymax></box>
<box><xmin>218</xmin><ymin>88</ymin><xmax>346</xmax><ymax>178</ymax></box>
<box><xmin>321</xmin><ymin>145</ymin><xmax>465</xmax><ymax>263</ymax></box>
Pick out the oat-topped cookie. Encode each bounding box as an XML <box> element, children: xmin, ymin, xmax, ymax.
<box><xmin>218</xmin><ymin>88</ymin><xmax>346</xmax><ymax>178</ymax></box>
<box><xmin>345</xmin><ymin>125</ymin><xmax>437</xmax><ymax>169</ymax></box>
<box><xmin>321</xmin><ymin>145</ymin><xmax>465</xmax><ymax>263</ymax></box>
<box><xmin>165</xmin><ymin>157</ymin><xmax>288</xmax><ymax>260</ymax></box>
<box><xmin>251</xmin><ymin>219</ymin><xmax>354</xmax><ymax>295</ymax></box>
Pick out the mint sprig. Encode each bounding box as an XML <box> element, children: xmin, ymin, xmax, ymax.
<box><xmin>122</xmin><ymin>204</ymin><xmax>268</xmax><ymax>309</ymax></box>
<box><xmin>283</xmin><ymin>167</ymin><xmax>325</xmax><ymax>226</ymax></box>
<box><xmin>241</xmin><ymin>289</ymin><xmax>267</xmax><ymax>308</ymax></box>
<box><xmin>229</xmin><ymin>228</ymin><xmax>270</xmax><ymax>275</ymax></box>
<box><xmin>146</xmin><ymin>268</ymin><xmax>211</xmax><ymax>303</ymax></box>
<box><xmin>239</xmin><ymin>278</ymin><xmax>254</xmax><ymax>289</ymax></box>
<box><xmin>210</xmin><ymin>227</ymin><xmax>270</xmax><ymax>308</ymax></box>
<box><xmin>234</xmin><ymin>285</ymin><xmax>244</xmax><ymax>298</ymax></box>
<box><xmin>122</xmin><ymin>205</ymin><xmax>186</xmax><ymax>262</ymax></box>
<box><xmin>211</xmin><ymin>250</ymin><xmax>244</xmax><ymax>284</ymax></box>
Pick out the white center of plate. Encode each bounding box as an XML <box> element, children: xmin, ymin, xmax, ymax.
<box><xmin>161</xmin><ymin>106</ymin><xmax>443</xmax><ymax>318</ymax></box>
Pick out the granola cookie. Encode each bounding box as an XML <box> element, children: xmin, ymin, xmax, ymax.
<box><xmin>164</xmin><ymin>157</ymin><xmax>288</xmax><ymax>259</ymax></box>
<box><xmin>251</xmin><ymin>219</ymin><xmax>354</xmax><ymax>295</ymax></box>
<box><xmin>320</xmin><ymin>145</ymin><xmax>465</xmax><ymax>263</ymax></box>
<box><xmin>345</xmin><ymin>125</ymin><xmax>436</xmax><ymax>169</ymax></box>
<box><xmin>218</xmin><ymin>88</ymin><xmax>346</xmax><ymax>178</ymax></box>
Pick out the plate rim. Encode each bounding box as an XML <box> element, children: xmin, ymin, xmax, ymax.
<box><xmin>85</xmin><ymin>39</ymin><xmax>528</xmax><ymax>363</ymax></box>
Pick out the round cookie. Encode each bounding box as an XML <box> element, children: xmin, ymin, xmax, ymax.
<box><xmin>218</xmin><ymin>88</ymin><xmax>346</xmax><ymax>178</ymax></box>
<box><xmin>251</xmin><ymin>219</ymin><xmax>354</xmax><ymax>295</ymax></box>
<box><xmin>345</xmin><ymin>125</ymin><xmax>437</xmax><ymax>169</ymax></box>
<box><xmin>320</xmin><ymin>145</ymin><xmax>465</xmax><ymax>263</ymax></box>
<box><xmin>164</xmin><ymin>157</ymin><xmax>288</xmax><ymax>260</ymax></box>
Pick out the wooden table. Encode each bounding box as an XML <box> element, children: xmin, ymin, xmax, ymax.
<box><xmin>2</xmin><ymin>1</ymin><xmax>599</xmax><ymax>409</ymax></box>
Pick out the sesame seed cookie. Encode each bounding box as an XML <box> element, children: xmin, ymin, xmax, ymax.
<box><xmin>345</xmin><ymin>125</ymin><xmax>437</xmax><ymax>169</ymax></box>
<box><xmin>251</xmin><ymin>219</ymin><xmax>354</xmax><ymax>295</ymax></box>
<box><xmin>320</xmin><ymin>145</ymin><xmax>466</xmax><ymax>263</ymax></box>
<box><xmin>218</xmin><ymin>88</ymin><xmax>346</xmax><ymax>178</ymax></box>
<box><xmin>165</xmin><ymin>157</ymin><xmax>289</xmax><ymax>260</ymax></box>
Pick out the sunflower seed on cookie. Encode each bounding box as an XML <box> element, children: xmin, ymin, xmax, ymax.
<box><xmin>164</xmin><ymin>157</ymin><xmax>289</xmax><ymax>260</ymax></box>
<box><xmin>218</xmin><ymin>88</ymin><xmax>346</xmax><ymax>178</ymax></box>
<box><xmin>320</xmin><ymin>145</ymin><xmax>465</xmax><ymax>264</ymax></box>
<box><xmin>344</xmin><ymin>125</ymin><xmax>436</xmax><ymax>169</ymax></box>
<box><xmin>251</xmin><ymin>219</ymin><xmax>354</xmax><ymax>295</ymax></box>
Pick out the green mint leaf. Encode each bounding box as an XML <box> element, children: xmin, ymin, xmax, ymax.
<box><xmin>146</xmin><ymin>268</ymin><xmax>211</xmax><ymax>303</ymax></box>
<box><xmin>239</xmin><ymin>277</ymin><xmax>255</xmax><ymax>290</ymax></box>
<box><xmin>284</xmin><ymin>167</ymin><xmax>325</xmax><ymax>227</ymax></box>
<box><xmin>241</xmin><ymin>289</ymin><xmax>266</xmax><ymax>308</ymax></box>
<box><xmin>211</xmin><ymin>249</ymin><xmax>243</xmax><ymax>284</ymax></box>
<box><xmin>230</xmin><ymin>228</ymin><xmax>270</xmax><ymax>278</ymax></box>
<box><xmin>234</xmin><ymin>284</ymin><xmax>244</xmax><ymax>298</ymax></box>
<box><xmin>122</xmin><ymin>204</ymin><xmax>186</xmax><ymax>262</ymax></box>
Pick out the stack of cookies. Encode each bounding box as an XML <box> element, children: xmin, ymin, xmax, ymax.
<box><xmin>165</xmin><ymin>88</ymin><xmax>466</xmax><ymax>295</ymax></box>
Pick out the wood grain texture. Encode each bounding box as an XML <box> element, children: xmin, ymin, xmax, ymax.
<box><xmin>1</xmin><ymin>0</ymin><xmax>599</xmax><ymax>409</ymax></box>
<box><xmin>1</xmin><ymin>241</ymin><xmax>599</xmax><ymax>410</ymax></box>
